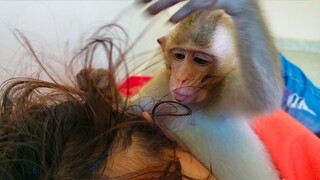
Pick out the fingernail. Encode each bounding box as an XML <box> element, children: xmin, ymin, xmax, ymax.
<box><xmin>140</xmin><ymin>0</ymin><xmax>152</xmax><ymax>4</ymax></box>
<box><xmin>169</xmin><ymin>18</ymin><xmax>178</xmax><ymax>24</ymax></box>
<box><xmin>147</xmin><ymin>7</ymin><xmax>159</xmax><ymax>15</ymax></box>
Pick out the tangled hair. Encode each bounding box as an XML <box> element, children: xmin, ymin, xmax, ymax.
<box><xmin>0</xmin><ymin>25</ymin><xmax>197</xmax><ymax>179</ymax></box>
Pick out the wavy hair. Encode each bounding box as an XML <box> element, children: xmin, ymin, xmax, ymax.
<box><xmin>0</xmin><ymin>24</ymin><xmax>213</xmax><ymax>179</ymax></box>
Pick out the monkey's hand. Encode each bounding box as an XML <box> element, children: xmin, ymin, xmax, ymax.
<box><xmin>139</xmin><ymin>0</ymin><xmax>252</xmax><ymax>23</ymax></box>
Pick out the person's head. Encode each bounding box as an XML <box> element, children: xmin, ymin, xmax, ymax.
<box><xmin>0</xmin><ymin>25</ymin><xmax>212</xmax><ymax>179</ymax></box>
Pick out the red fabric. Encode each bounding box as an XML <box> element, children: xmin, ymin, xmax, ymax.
<box><xmin>120</xmin><ymin>76</ymin><xmax>320</xmax><ymax>179</ymax></box>
<box><xmin>119</xmin><ymin>76</ymin><xmax>152</xmax><ymax>97</ymax></box>
<box><xmin>254</xmin><ymin>110</ymin><xmax>320</xmax><ymax>180</ymax></box>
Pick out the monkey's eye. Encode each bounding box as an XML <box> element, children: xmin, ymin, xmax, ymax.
<box><xmin>194</xmin><ymin>57</ymin><xmax>210</xmax><ymax>65</ymax></box>
<box><xmin>173</xmin><ymin>53</ymin><xmax>185</xmax><ymax>60</ymax></box>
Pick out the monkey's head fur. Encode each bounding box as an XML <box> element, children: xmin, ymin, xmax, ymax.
<box><xmin>158</xmin><ymin>10</ymin><xmax>238</xmax><ymax>107</ymax></box>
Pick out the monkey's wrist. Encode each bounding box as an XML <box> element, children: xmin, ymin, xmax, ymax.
<box><xmin>215</xmin><ymin>0</ymin><xmax>256</xmax><ymax>16</ymax></box>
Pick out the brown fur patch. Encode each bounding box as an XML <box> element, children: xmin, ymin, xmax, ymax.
<box><xmin>168</xmin><ymin>11</ymin><xmax>224</xmax><ymax>48</ymax></box>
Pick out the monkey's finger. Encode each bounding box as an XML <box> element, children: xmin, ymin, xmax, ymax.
<box><xmin>146</xmin><ymin>0</ymin><xmax>183</xmax><ymax>15</ymax></box>
<box><xmin>139</xmin><ymin>0</ymin><xmax>153</xmax><ymax>3</ymax></box>
<box><xmin>170</xmin><ymin>0</ymin><xmax>216</xmax><ymax>23</ymax></box>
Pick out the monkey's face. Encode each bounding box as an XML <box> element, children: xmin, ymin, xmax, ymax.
<box><xmin>167</xmin><ymin>48</ymin><xmax>220</xmax><ymax>105</ymax></box>
<box><xmin>160</xmin><ymin>12</ymin><xmax>236</xmax><ymax>106</ymax></box>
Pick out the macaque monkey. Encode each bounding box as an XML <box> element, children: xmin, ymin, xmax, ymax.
<box><xmin>133</xmin><ymin>0</ymin><xmax>283</xmax><ymax>179</ymax></box>
<box><xmin>0</xmin><ymin>0</ymin><xmax>285</xmax><ymax>177</ymax></box>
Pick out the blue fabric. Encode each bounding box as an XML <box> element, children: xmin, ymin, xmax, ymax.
<box><xmin>281</xmin><ymin>54</ymin><xmax>320</xmax><ymax>136</ymax></box>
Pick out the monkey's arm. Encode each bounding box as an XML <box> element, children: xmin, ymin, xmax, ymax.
<box><xmin>128</xmin><ymin>68</ymin><xmax>172</xmax><ymax>115</ymax></box>
<box><xmin>222</xmin><ymin>0</ymin><xmax>283</xmax><ymax>114</ymax></box>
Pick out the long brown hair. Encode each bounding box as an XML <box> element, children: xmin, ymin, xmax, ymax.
<box><xmin>0</xmin><ymin>24</ymin><xmax>199</xmax><ymax>179</ymax></box>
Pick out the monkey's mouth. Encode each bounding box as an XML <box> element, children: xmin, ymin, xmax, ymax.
<box><xmin>173</xmin><ymin>92</ymin><xmax>197</xmax><ymax>105</ymax></box>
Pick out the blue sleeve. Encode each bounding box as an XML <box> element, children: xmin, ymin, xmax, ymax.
<box><xmin>280</xmin><ymin>54</ymin><xmax>320</xmax><ymax>136</ymax></box>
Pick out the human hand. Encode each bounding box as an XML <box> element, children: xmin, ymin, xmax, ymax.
<box><xmin>139</xmin><ymin>0</ymin><xmax>217</xmax><ymax>23</ymax></box>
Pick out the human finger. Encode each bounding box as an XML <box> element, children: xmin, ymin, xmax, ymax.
<box><xmin>141</xmin><ymin>111</ymin><xmax>154</xmax><ymax>123</ymax></box>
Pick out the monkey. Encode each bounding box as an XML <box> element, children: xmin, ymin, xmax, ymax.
<box><xmin>132</xmin><ymin>0</ymin><xmax>283</xmax><ymax>179</ymax></box>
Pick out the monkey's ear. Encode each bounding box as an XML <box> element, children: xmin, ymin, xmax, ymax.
<box><xmin>157</xmin><ymin>36</ymin><xmax>167</xmax><ymax>50</ymax></box>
